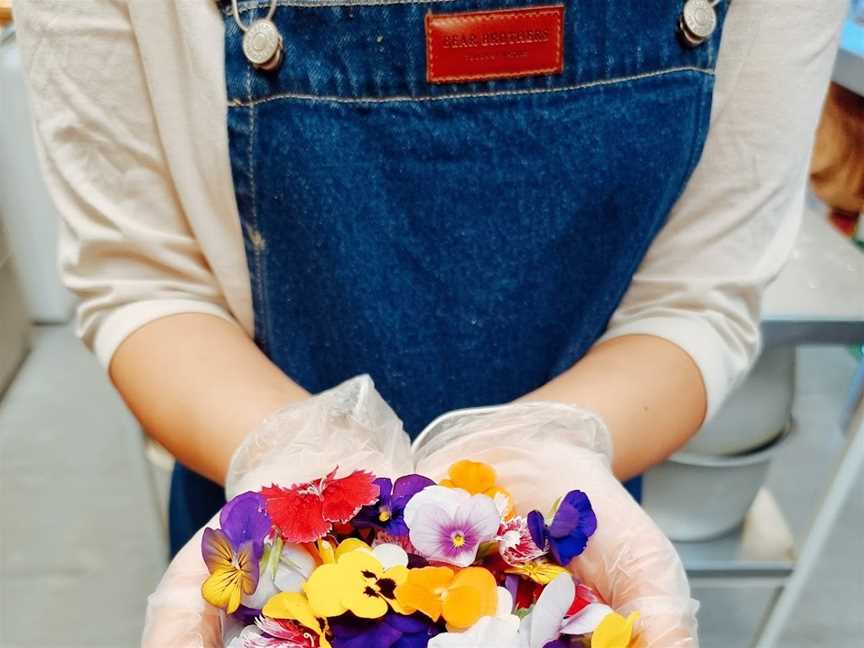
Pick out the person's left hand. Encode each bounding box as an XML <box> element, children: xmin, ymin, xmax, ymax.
<box><xmin>412</xmin><ymin>402</ymin><xmax>700</xmax><ymax>648</ymax></box>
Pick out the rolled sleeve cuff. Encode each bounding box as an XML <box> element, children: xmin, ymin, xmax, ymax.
<box><xmin>89</xmin><ymin>299</ymin><xmax>240</xmax><ymax>370</ymax></box>
<box><xmin>595</xmin><ymin>314</ymin><xmax>752</xmax><ymax>425</ymax></box>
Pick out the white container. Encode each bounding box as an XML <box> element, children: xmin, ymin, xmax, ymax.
<box><xmin>683</xmin><ymin>346</ymin><xmax>796</xmax><ymax>456</ymax></box>
<box><xmin>0</xmin><ymin>29</ymin><xmax>76</xmax><ymax>323</ymax></box>
<box><xmin>643</xmin><ymin>424</ymin><xmax>793</xmax><ymax>542</ymax></box>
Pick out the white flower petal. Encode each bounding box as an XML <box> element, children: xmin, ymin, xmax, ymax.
<box><xmin>560</xmin><ymin>603</ymin><xmax>615</xmax><ymax>636</ymax></box>
<box><xmin>372</xmin><ymin>543</ymin><xmax>409</xmax><ymax>569</ymax></box>
<box><xmin>456</xmin><ymin>494</ymin><xmax>502</xmax><ymax>543</ymax></box>
<box><xmin>430</xmin><ymin>615</ymin><xmax>521</xmax><ymax>648</ymax></box>
<box><xmin>280</xmin><ymin>543</ymin><xmax>316</xmax><ymax>578</ymax></box>
<box><xmin>407</xmin><ymin>503</ymin><xmax>453</xmax><ymax>561</ymax></box>
<box><xmin>496</xmin><ymin>587</ymin><xmax>514</xmax><ymax>618</ymax></box>
<box><xmin>529</xmin><ymin>574</ymin><xmax>575</xmax><ymax>648</ymax></box>
<box><xmin>403</xmin><ymin>485</ymin><xmax>469</xmax><ymax>527</ymax></box>
<box><xmin>241</xmin><ymin>571</ymin><xmax>279</xmax><ymax>609</ymax></box>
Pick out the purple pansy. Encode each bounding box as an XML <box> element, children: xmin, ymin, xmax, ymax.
<box><xmin>527</xmin><ymin>490</ymin><xmax>597</xmax><ymax>567</ymax></box>
<box><xmin>354</xmin><ymin>475</ymin><xmax>435</xmax><ymax>536</ymax></box>
<box><xmin>220</xmin><ymin>490</ymin><xmax>272</xmax><ymax>556</ymax></box>
<box><xmin>330</xmin><ymin>611</ymin><xmax>440</xmax><ymax>648</ymax></box>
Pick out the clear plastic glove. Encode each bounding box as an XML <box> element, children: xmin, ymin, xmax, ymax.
<box><xmin>142</xmin><ymin>374</ymin><xmax>414</xmax><ymax>648</ymax></box>
<box><xmin>413</xmin><ymin>402</ymin><xmax>699</xmax><ymax>648</ymax></box>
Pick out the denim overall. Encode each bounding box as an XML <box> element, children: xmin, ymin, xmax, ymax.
<box><xmin>169</xmin><ymin>0</ymin><xmax>727</xmax><ymax>554</ymax></box>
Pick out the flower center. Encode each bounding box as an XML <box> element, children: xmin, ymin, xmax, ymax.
<box><xmin>451</xmin><ymin>532</ymin><xmax>466</xmax><ymax>548</ymax></box>
<box><xmin>378</xmin><ymin>506</ymin><xmax>391</xmax><ymax>523</ymax></box>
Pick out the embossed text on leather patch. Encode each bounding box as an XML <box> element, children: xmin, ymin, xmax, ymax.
<box><xmin>425</xmin><ymin>5</ymin><xmax>565</xmax><ymax>84</ymax></box>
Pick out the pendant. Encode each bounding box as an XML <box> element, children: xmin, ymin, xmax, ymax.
<box><xmin>678</xmin><ymin>0</ymin><xmax>717</xmax><ymax>48</ymax></box>
<box><xmin>242</xmin><ymin>18</ymin><xmax>284</xmax><ymax>71</ymax></box>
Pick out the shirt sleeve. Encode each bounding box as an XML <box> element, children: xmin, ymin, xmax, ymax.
<box><xmin>596</xmin><ymin>0</ymin><xmax>847</xmax><ymax>423</ymax></box>
<box><xmin>15</xmin><ymin>0</ymin><xmax>238</xmax><ymax>369</ymax></box>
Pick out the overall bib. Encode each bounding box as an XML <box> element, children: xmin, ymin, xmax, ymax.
<box><xmin>169</xmin><ymin>0</ymin><xmax>727</xmax><ymax>554</ymax></box>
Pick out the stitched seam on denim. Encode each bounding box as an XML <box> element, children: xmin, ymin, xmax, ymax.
<box><xmin>426</xmin><ymin>7</ymin><xmax>564</xmax><ymax>83</ymax></box>
<box><xmin>228</xmin><ymin>66</ymin><xmax>713</xmax><ymax>107</ymax></box>
<box><xmin>244</xmin><ymin>62</ymin><xmax>270</xmax><ymax>354</ymax></box>
<box><xmin>229</xmin><ymin>0</ymin><xmax>456</xmax><ymax>11</ymax></box>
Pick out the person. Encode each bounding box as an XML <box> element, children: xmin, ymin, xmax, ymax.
<box><xmin>14</xmin><ymin>0</ymin><xmax>845</xmax><ymax>644</ymax></box>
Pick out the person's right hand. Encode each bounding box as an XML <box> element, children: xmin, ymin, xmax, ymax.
<box><xmin>413</xmin><ymin>402</ymin><xmax>699</xmax><ymax>647</ymax></box>
<box><xmin>225</xmin><ymin>374</ymin><xmax>414</xmax><ymax>498</ymax></box>
<box><xmin>143</xmin><ymin>374</ymin><xmax>414</xmax><ymax>647</ymax></box>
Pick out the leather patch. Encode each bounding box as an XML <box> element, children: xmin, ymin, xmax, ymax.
<box><xmin>425</xmin><ymin>5</ymin><xmax>565</xmax><ymax>84</ymax></box>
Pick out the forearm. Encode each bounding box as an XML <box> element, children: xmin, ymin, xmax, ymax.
<box><xmin>516</xmin><ymin>334</ymin><xmax>706</xmax><ymax>480</ymax></box>
<box><xmin>109</xmin><ymin>313</ymin><xmax>309</xmax><ymax>484</ymax></box>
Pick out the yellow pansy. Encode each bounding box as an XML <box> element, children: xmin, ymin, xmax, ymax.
<box><xmin>304</xmin><ymin>548</ymin><xmax>409</xmax><ymax>619</ymax></box>
<box><xmin>440</xmin><ymin>460</ymin><xmax>514</xmax><ymax>517</ymax></box>
<box><xmin>592</xmin><ymin>611</ymin><xmax>640</xmax><ymax>648</ymax></box>
<box><xmin>394</xmin><ymin>566</ymin><xmax>499</xmax><ymax>630</ymax></box>
<box><xmin>263</xmin><ymin>591</ymin><xmax>332</xmax><ymax>648</ymax></box>
<box><xmin>505</xmin><ymin>559</ymin><xmax>569</xmax><ymax>584</ymax></box>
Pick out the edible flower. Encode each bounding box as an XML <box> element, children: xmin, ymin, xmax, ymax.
<box><xmin>304</xmin><ymin>547</ymin><xmax>409</xmax><ymax>619</ymax></box>
<box><xmin>225</xmin><ymin>616</ymin><xmax>318</xmax><ymax>648</ymax></box>
<box><xmin>330</xmin><ymin>611</ymin><xmax>440</xmax><ymax>648</ymax></box>
<box><xmin>428</xmin><ymin>616</ymin><xmax>521</xmax><ymax>648</ymax></box>
<box><xmin>262</xmin><ymin>468</ymin><xmax>379</xmax><ymax>543</ymax></box>
<box><xmin>394</xmin><ymin>566</ymin><xmax>499</xmax><ymax>629</ymax></box>
<box><xmin>354</xmin><ymin>475</ymin><xmax>435</xmax><ymax>536</ymax></box>
<box><xmin>440</xmin><ymin>460</ymin><xmax>514</xmax><ymax>517</ymax></box>
<box><xmin>402</xmin><ymin>486</ymin><xmax>501</xmax><ymax>567</ymax></box>
<box><xmin>591</xmin><ymin>611</ymin><xmax>640</xmax><ymax>648</ymax></box>
<box><xmin>519</xmin><ymin>574</ymin><xmax>622</xmax><ymax>648</ymax></box>
<box><xmin>505</xmin><ymin>559</ymin><xmax>569</xmax><ymax>585</ymax></box>
<box><xmin>496</xmin><ymin>515</ymin><xmax>546</xmax><ymax>566</ymax></box>
<box><xmin>262</xmin><ymin>592</ymin><xmax>332</xmax><ymax>648</ymax></box>
<box><xmin>527</xmin><ymin>490</ymin><xmax>597</xmax><ymax>566</ymax></box>
<box><xmin>201</xmin><ymin>491</ymin><xmax>271</xmax><ymax>614</ymax></box>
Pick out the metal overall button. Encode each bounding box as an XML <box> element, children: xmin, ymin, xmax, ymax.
<box><xmin>232</xmin><ymin>0</ymin><xmax>284</xmax><ymax>71</ymax></box>
<box><xmin>678</xmin><ymin>0</ymin><xmax>720</xmax><ymax>48</ymax></box>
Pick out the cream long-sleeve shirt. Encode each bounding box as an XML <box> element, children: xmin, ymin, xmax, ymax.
<box><xmin>14</xmin><ymin>0</ymin><xmax>845</xmax><ymax>422</ymax></box>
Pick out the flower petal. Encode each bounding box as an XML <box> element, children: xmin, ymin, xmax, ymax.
<box><xmin>342</xmin><ymin>584</ymin><xmax>389</xmax><ymax>619</ymax></box>
<box><xmin>334</xmin><ymin>538</ymin><xmax>372</xmax><ymax>560</ymax></box>
<box><xmin>201</xmin><ymin>528</ymin><xmax>234</xmax><ymax>573</ymax></box>
<box><xmin>403</xmin><ymin>486</ymin><xmax>469</xmax><ymax>528</ymax></box>
<box><xmin>528</xmin><ymin>574</ymin><xmax>575</xmax><ymax>648</ymax></box>
<box><xmin>406</xmin><ymin>503</ymin><xmax>456</xmax><ymax>561</ymax></box>
<box><xmin>373</xmin><ymin>543</ymin><xmax>409</xmax><ymax>569</ymax></box>
<box><xmin>526</xmin><ymin>511</ymin><xmax>547</xmax><ymax>550</ymax></box>
<box><xmin>303</xmin><ymin>563</ymin><xmax>350</xmax><ymax>618</ymax></box>
<box><xmin>591</xmin><ymin>611</ymin><xmax>639</xmax><ymax>648</ymax></box>
<box><xmin>394</xmin><ymin>566</ymin><xmax>453</xmax><ymax>620</ymax></box>
<box><xmin>446</xmin><ymin>460</ymin><xmax>497</xmax><ymax>494</ymax></box>
<box><xmin>443</xmin><ymin>567</ymin><xmax>498</xmax><ymax>629</ymax></box>
<box><xmin>220</xmin><ymin>491</ymin><xmax>271</xmax><ymax>551</ymax></box>
<box><xmin>391</xmin><ymin>474</ymin><xmax>435</xmax><ymax>506</ymax></box>
<box><xmin>262</xmin><ymin>591</ymin><xmax>320</xmax><ymax>633</ymax></box>
<box><xmin>455</xmin><ymin>494</ymin><xmax>502</xmax><ymax>544</ymax></box>
<box><xmin>496</xmin><ymin>587</ymin><xmax>514</xmax><ymax>618</ymax></box>
<box><xmin>429</xmin><ymin>615</ymin><xmax>521</xmax><ymax>648</ymax></box>
<box><xmin>560</xmin><ymin>603</ymin><xmax>615</xmax><ymax>636</ymax></box>
<box><xmin>202</xmin><ymin>566</ymin><xmax>243</xmax><ymax>613</ymax></box>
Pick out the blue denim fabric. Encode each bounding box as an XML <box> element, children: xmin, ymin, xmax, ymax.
<box><xmin>169</xmin><ymin>0</ymin><xmax>726</xmax><ymax>553</ymax></box>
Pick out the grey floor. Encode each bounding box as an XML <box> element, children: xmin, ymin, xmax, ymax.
<box><xmin>0</xmin><ymin>325</ymin><xmax>862</xmax><ymax>647</ymax></box>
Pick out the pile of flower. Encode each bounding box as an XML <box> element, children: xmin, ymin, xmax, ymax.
<box><xmin>202</xmin><ymin>461</ymin><xmax>639</xmax><ymax>647</ymax></box>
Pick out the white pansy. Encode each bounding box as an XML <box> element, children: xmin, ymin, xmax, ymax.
<box><xmin>429</xmin><ymin>615</ymin><xmax>521</xmax><ymax>648</ymax></box>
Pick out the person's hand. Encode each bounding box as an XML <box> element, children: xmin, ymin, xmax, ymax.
<box><xmin>225</xmin><ymin>374</ymin><xmax>413</xmax><ymax>498</ymax></box>
<box><xmin>142</xmin><ymin>374</ymin><xmax>414</xmax><ymax>647</ymax></box>
<box><xmin>413</xmin><ymin>402</ymin><xmax>699</xmax><ymax>647</ymax></box>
